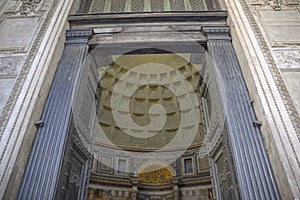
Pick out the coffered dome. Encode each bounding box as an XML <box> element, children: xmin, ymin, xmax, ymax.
<box><xmin>96</xmin><ymin>54</ymin><xmax>205</xmax><ymax>151</ymax></box>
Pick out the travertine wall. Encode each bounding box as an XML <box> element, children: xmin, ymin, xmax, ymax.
<box><xmin>224</xmin><ymin>0</ymin><xmax>300</xmax><ymax>198</ymax></box>
<box><xmin>0</xmin><ymin>0</ymin><xmax>81</xmax><ymax>198</ymax></box>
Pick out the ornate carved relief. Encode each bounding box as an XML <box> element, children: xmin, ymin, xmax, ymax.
<box><xmin>1</xmin><ymin>0</ymin><xmax>43</xmax><ymax>18</ymax></box>
<box><xmin>270</xmin><ymin>0</ymin><xmax>281</xmax><ymax>10</ymax></box>
<box><xmin>274</xmin><ymin>49</ymin><xmax>300</xmax><ymax>68</ymax></box>
<box><xmin>0</xmin><ymin>56</ymin><xmax>25</xmax><ymax>76</ymax></box>
<box><xmin>20</xmin><ymin>0</ymin><xmax>42</xmax><ymax>15</ymax></box>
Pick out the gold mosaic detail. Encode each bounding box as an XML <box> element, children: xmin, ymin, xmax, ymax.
<box><xmin>138</xmin><ymin>165</ymin><xmax>173</xmax><ymax>183</ymax></box>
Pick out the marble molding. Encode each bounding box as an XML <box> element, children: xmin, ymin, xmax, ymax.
<box><xmin>224</xmin><ymin>0</ymin><xmax>300</xmax><ymax>198</ymax></box>
<box><xmin>0</xmin><ymin>0</ymin><xmax>76</xmax><ymax>198</ymax></box>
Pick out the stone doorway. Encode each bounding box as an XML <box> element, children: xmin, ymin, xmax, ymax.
<box><xmin>17</xmin><ymin>12</ymin><xmax>280</xmax><ymax>200</ymax></box>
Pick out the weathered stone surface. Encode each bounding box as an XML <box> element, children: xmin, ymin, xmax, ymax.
<box><xmin>257</xmin><ymin>8</ymin><xmax>300</xmax><ymax>45</ymax></box>
<box><xmin>0</xmin><ymin>56</ymin><xmax>25</xmax><ymax>76</ymax></box>
<box><xmin>274</xmin><ymin>47</ymin><xmax>300</xmax><ymax>116</ymax></box>
<box><xmin>258</xmin><ymin>9</ymin><xmax>300</xmax><ymax>21</ymax></box>
<box><xmin>226</xmin><ymin>0</ymin><xmax>300</xmax><ymax>198</ymax></box>
<box><xmin>0</xmin><ymin>0</ymin><xmax>76</xmax><ymax>197</ymax></box>
<box><xmin>0</xmin><ymin>79</ymin><xmax>14</xmax><ymax>115</ymax></box>
<box><xmin>282</xmin><ymin>70</ymin><xmax>300</xmax><ymax>115</ymax></box>
<box><xmin>266</xmin><ymin>25</ymin><xmax>300</xmax><ymax>44</ymax></box>
<box><xmin>0</xmin><ymin>0</ymin><xmax>19</xmax><ymax>16</ymax></box>
<box><xmin>0</xmin><ymin>16</ymin><xmax>39</xmax><ymax>52</ymax></box>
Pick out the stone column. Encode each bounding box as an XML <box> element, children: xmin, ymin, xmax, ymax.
<box><xmin>202</xmin><ymin>26</ymin><xmax>281</xmax><ymax>200</ymax></box>
<box><xmin>16</xmin><ymin>30</ymin><xmax>93</xmax><ymax>199</ymax></box>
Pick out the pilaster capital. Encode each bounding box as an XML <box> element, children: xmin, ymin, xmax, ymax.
<box><xmin>66</xmin><ymin>29</ymin><xmax>93</xmax><ymax>44</ymax></box>
<box><xmin>202</xmin><ymin>26</ymin><xmax>231</xmax><ymax>40</ymax></box>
